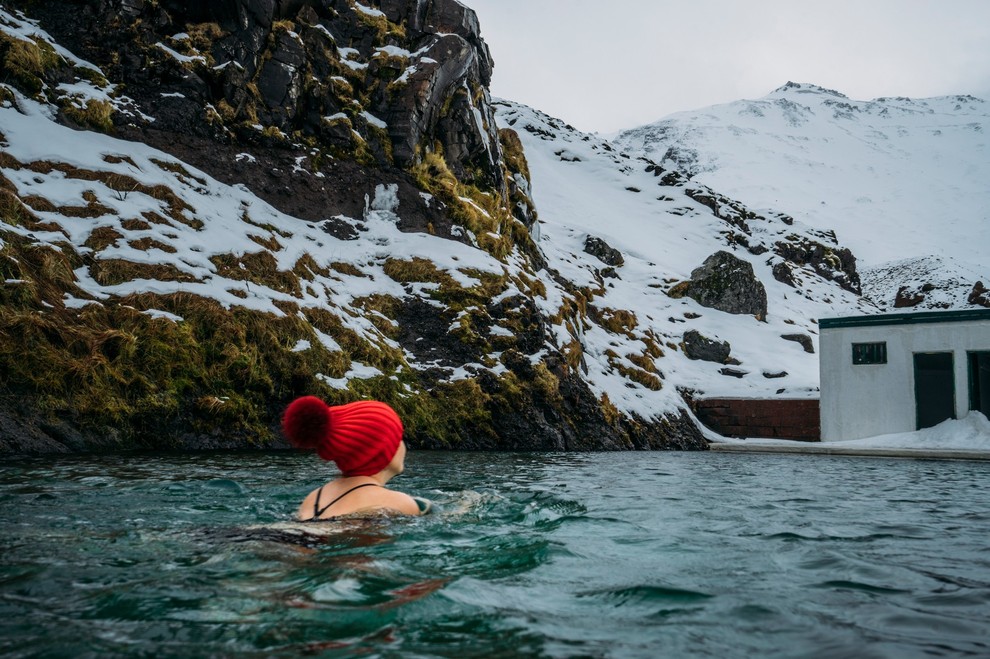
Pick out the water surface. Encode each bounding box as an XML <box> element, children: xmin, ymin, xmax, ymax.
<box><xmin>2</xmin><ymin>451</ymin><xmax>989</xmax><ymax>657</ymax></box>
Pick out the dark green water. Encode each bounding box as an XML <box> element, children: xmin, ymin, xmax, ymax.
<box><xmin>1</xmin><ymin>451</ymin><xmax>989</xmax><ymax>658</ymax></box>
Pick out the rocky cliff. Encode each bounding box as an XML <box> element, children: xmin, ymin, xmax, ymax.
<box><xmin>0</xmin><ymin>0</ymin><xmax>710</xmax><ymax>453</ymax></box>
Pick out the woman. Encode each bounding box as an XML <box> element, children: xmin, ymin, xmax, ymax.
<box><xmin>282</xmin><ymin>396</ymin><xmax>426</xmax><ymax>521</ymax></box>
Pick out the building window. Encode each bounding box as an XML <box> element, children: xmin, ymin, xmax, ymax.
<box><xmin>852</xmin><ymin>342</ymin><xmax>887</xmax><ymax>365</ymax></box>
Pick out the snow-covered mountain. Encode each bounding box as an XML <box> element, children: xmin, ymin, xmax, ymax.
<box><xmin>495</xmin><ymin>100</ymin><xmax>871</xmax><ymax>402</ymax></box>
<box><xmin>614</xmin><ymin>82</ymin><xmax>990</xmax><ymax>310</ymax></box>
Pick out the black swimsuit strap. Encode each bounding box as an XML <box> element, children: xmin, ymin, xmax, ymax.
<box><xmin>313</xmin><ymin>482</ymin><xmax>382</xmax><ymax>518</ymax></box>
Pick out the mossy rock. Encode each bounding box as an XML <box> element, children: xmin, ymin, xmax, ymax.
<box><xmin>683</xmin><ymin>251</ymin><xmax>767</xmax><ymax>320</ymax></box>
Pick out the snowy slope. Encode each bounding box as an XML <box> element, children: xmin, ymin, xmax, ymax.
<box><xmin>495</xmin><ymin>100</ymin><xmax>872</xmax><ymax>404</ymax></box>
<box><xmin>614</xmin><ymin>83</ymin><xmax>990</xmax><ymax>307</ymax></box>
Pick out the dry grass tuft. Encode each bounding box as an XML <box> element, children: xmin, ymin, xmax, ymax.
<box><xmin>20</xmin><ymin>195</ymin><xmax>57</xmax><ymax>212</ymax></box>
<box><xmin>0</xmin><ymin>33</ymin><xmax>61</xmax><ymax>96</ymax></box>
<box><xmin>128</xmin><ymin>237</ymin><xmax>177</xmax><ymax>253</ymax></box>
<box><xmin>141</xmin><ymin>211</ymin><xmax>174</xmax><ymax>227</ymax></box>
<box><xmin>120</xmin><ymin>218</ymin><xmax>152</xmax><ymax>231</ymax></box>
<box><xmin>293</xmin><ymin>253</ymin><xmax>331</xmax><ymax>280</ymax></box>
<box><xmin>90</xmin><ymin>259</ymin><xmax>198</xmax><ymax>286</ymax></box>
<box><xmin>330</xmin><ymin>261</ymin><xmax>365</xmax><ymax>278</ymax></box>
<box><xmin>83</xmin><ymin>226</ymin><xmax>123</xmax><ymax>251</ymax></box>
<box><xmin>249</xmin><ymin>234</ymin><xmax>282</xmax><ymax>251</ymax></box>
<box><xmin>589</xmin><ymin>305</ymin><xmax>638</xmax><ymax>337</ymax></box>
<box><xmin>103</xmin><ymin>154</ymin><xmax>139</xmax><ymax>168</ymax></box>
<box><xmin>210</xmin><ymin>251</ymin><xmax>302</xmax><ymax>297</ymax></box>
<box><xmin>61</xmin><ymin>99</ymin><xmax>114</xmax><ymax>133</ymax></box>
<box><xmin>383</xmin><ymin>257</ymin><xmax>455</xmax><ymax>286</ymax></box>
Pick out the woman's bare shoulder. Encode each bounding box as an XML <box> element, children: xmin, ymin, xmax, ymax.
<box><xmin>375</xmin><ymin>488</ymin><xmax>422</xmax><ymax>516</ymax></box>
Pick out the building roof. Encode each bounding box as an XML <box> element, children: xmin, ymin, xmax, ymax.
<box><xmin>820</xmin><ymin>308</ymin><xmax>990</xmax><ymax>330</ymax></box>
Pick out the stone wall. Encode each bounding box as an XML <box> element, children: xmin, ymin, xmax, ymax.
<box><xmin>693</xmin><ymin>398</ymin><xmax>820</xmax><ymax>442</ymax></box>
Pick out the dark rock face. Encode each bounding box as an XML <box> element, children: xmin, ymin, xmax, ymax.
<box><xmin>774</xmin><ymin>236</ymin><xmax>861</xmax><ymax>294</ymax></box>
<box><xmin>14</xmin><ymin>0</ymin><xmax>504</xmax><ymax>192</ymax></box>
<box><xmin>894</xmin><ymin>285</ymin><xmax>925</xmax><ymax>308</ymax></box>
<box><xmin>772</xmin><ymin>261</ymin><xmax>798</xmax><ymax>288</ymax></box>
<box><xmin>968</xmin><ymin>281</ymin><xmax>990</xmax><ymax>308</ymax></box>
<box><xmin>584</xmin><ymin>236</ymin><xmax>625</xmax><ymax>267</ymax></box>
<box><xmin>683</xmin><ymin>251</ymin><xmax>768</xmax><ymax>320</ymax></box>
<box><xmin>683</xmin><ymin>330</ymin><xmax>731</xmax><ymax>363</ymax></box>
<box><xmin>781</xmin><ymin>333</ymin><xmax>815</xmax><ymax>354</ymax></box>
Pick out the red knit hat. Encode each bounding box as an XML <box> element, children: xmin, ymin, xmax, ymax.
<box><xmin>282</xmin><ymin>397</ymin><xmax>404</xmax><ymax>476</ymax></box>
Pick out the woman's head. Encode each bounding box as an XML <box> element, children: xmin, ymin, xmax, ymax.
<box><xmin>282</xmin><ymin>397</ymin><xmax>404</xmax><ymax>477</ymax></box>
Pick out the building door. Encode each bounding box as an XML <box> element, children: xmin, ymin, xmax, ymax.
<box><xmin>914</xmin><ymin>352</ymin><xmax>955</xmax><ymax>430</ymax></box>
<box><xmin>970</xmin><ymin>352</ymin><xmax>990</xmax><ymax>416</ymax></box>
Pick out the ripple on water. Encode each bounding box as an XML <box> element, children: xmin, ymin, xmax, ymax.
<box><xmin>578</xmin><ymin>584</ymin><xmax>715</xmax><ymax>607</ymax></box>
<box><xmin>811</xmin><ymin>580</ymin><xmax>911</xmax><ymax>595</ymax></box>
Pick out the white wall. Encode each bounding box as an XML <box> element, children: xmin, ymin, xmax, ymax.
<box><xmin>820</xmin><ymin>319</ymin><xmax>990</xmax><ymax>441</ymax></box>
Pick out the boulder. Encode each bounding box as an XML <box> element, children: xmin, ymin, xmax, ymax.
<box><xmin>683</xmin><ymin>251</ymin><xmax>768</xmax><ymax>320</ymax></box>
<box><xmin>781</xmin><ymin>333</ymin><xmax>815</xmax><ymax>354</ymax></box>
<box><xmin>968</xmin><ymin>281</ymin><xmax>990</xmax><ymax>308</ymax></box>
<box><xmin>683</xmin><ymin>330</ymin><xmax>731</xmax><ymax>363</ymax></box>
<box><xmin>772</xmin><ymin>261</ymin><xmax>798</xmax><ymax>288</ymax></box>
<box><xmin>584</xmin><ymin>236</ymin><xmax>624</xmax><ymax>267</ymax></box>
<box><xmin>894</xmin><ymin>285</ymin><xmax>925</xmax><ymax>308</ymax></box>
<box><xmin>774</xmin><ymin>236</ymin><xmax>860</xmax><ymax>294</ymax></box>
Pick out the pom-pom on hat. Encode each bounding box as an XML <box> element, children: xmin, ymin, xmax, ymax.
<box><xmin>282</xmin><ymin>397</ymin><xmax>403</xmax><ymax>476</ymax></box>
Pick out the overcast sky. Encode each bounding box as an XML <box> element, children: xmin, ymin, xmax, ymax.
<box><xmin>467</xmin><ymin>0</ymin><xmax>990</xmax><ymax>134</ymax></box>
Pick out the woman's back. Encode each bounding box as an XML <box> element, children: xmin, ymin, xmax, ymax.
<box><xmin>298</xmin><ymin>478</ymin><xmax>420</xmax><ymax>521</ymax></box>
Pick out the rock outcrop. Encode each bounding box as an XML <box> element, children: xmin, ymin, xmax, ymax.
<box><xmin>17</xmin><ymin>0</ymin><xmax>503</xmax><ymax>192</ymax></box>
<box><xmin>774</xmin><ymin>235</ymin><xmax>860</xmax><ymax>295</ymax></box>
<box><xmin>584</xmin><ymin>236</ymin><xmax>624</xmax><ymax>267</ymax></box>
<box><xmin>683</xmin><ymin>330</ymin><xmax>731</xmax><ymax>363</ymax></box>
<box><xmin>674</xmin><ymin>251</ymin><xmax>768</xmax><ymax>321</ymax></box>
<box><xmin>968</xmin><ymin>282</ymin><xmax>990</xmax><ymax>308</ymax></box>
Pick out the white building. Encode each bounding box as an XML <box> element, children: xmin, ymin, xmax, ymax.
<box><xmin>819</xmin><ymin>309</ymin><xmax>990</xmax><ymax>442</ymax></box>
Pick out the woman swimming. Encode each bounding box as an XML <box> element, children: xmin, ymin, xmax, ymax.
<box><xmin>282</xmin><ymin>397</ymin><xmax>426</xmax><ymax>521</ymax></box>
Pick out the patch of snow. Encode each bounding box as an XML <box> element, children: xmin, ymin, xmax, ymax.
<box><xmin>728</xmin><ymin>412</ymin><xmax>990</xmax><ymax>450</ymax></box>
<box><xmin>153</xmin><ymin>42</ymin><xmax>206</xmax><ymax>65</ymax></box>
<box><xmin>142</xmin><ymin>308</ymin><xmax>183</xmax><ymax>322</ymax></box>
<box><xmin>353</xmin><ymin>2</ymin><xmax>386</xmax><ymax>18</ymax></box>
<box><xmin>63</xmin><ymin>294</ymin><xmax>102</xmax><ymax>308</ymax></box>
<box><xmin>318</xmin><ymin>362</ymin><xmax>385</xmax><ymax>389</ymax></box>
<box><xmin>361</xmin><ymin>111</ymin><xmax>387</xmax><ymax>130</ymax></box>
<box><xmin>369</xmin><ymin>183</ymin><xmax>400</xmax><ymax>214</ymax></box>
<box><xmin>376</xmin><ymin>45</ymin><xmax>410</xmax><ymax>58</ymax></box>
<box><xmin>314</xmin><ymin>24</ymin><xmax>336</xmax><ymax>42</ymax></box>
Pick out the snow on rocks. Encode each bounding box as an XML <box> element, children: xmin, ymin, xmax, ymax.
<box><xmin>495</xmin><ymin>99</ymin><xmax>871</xmax><ymax>414</ymax></box>
<box><xmin>614</xmin><ymin>83</ymin><xmax>990</xmax><ymax>295</ymax></box>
